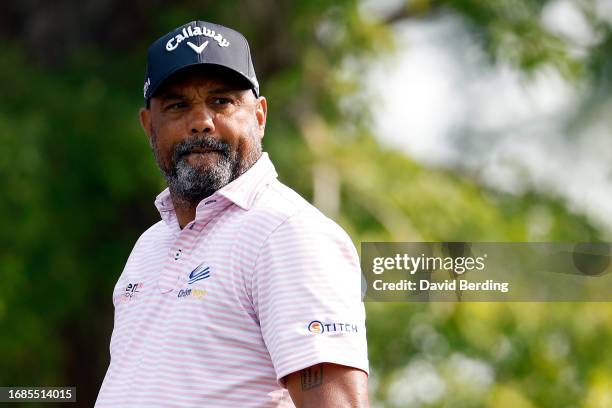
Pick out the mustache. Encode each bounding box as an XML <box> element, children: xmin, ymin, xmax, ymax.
<box><xmin>172</xmin><ymin>137</ymin><xmax>231</xmax><ymax>163</ymax></box>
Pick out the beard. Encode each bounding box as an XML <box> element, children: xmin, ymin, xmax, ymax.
<box><xmin>152</xmin><ymin>131</ymin><xmax>262</xmax><ymax>204</ymax></box>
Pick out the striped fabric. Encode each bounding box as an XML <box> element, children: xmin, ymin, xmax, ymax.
<box><xmin>95</xmin><ymin>153</ymin><xmax>369</xmax><ymax>407</ymax></box>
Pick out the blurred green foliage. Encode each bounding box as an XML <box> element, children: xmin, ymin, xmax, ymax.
<box><xmin>1</xmin><ymin>0</ymin><xmax>611</xmax><ymax>407</ymax></box>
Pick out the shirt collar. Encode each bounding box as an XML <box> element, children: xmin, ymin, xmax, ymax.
<box><xmin>154</xmin><ymin>152</ymin><xmax>278</xmax><ymax>226</ymax></box>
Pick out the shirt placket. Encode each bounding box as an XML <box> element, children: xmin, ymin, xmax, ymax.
<box><xmin>156</xmin><ymin>198</ymin><xmax>226</xmax><ymax>293</ymax></box>
<box><xmin>157</xmin><ymin>228</ymin><xmax>196</xmax><ymax>293</ymax></box>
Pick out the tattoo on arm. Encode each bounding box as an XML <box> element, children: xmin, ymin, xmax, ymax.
<box><xmin>300</xmin><ymin>364</ymin><xmax>323</xmax><ymax>391</ymax></box>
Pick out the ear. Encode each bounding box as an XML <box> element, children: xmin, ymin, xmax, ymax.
<box><xmin>139</xmin><ymin>107</ymin><xmax>153</xmax><ymax>147</ymax></box>
<box><xmin>255</xmin><ymin>96</ymin><xmax>267</xmax><ymax>140</ymax></box>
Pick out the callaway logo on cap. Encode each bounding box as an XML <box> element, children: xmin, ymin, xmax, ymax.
<box><xmin>143</xmin><ymin>20</ymin><xmax>259</xmax><ymax>104</ymax></box>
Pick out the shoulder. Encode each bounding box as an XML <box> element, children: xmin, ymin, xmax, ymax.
<box><xmin>135</xmin><ymin>220</ymin><xmax>170</xmax><ymax>244</ymax></box>
<box><xmin>247</xmin><ymin>179</ymin><xmax>352</xmax><ymax>245</ymax></box>
<box><xmin>127</xmin><ymin>220</ymin><xmax>173</xmax><ymax>257</ymax></box>
<box><xmin>243</xmin><ymin>180</ymin><xmax>358</xmax><ymax>272</ymax></box>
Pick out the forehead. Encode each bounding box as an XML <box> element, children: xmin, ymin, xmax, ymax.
<box><xmin>154</xmin><ymin>66</ymin><xmax>251</xmax><ymax>96</ymax></box>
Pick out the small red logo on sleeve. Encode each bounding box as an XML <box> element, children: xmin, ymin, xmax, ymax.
<box><xmin>308</xmin><ymin>321</ymin><xmax>324</xmax><ymax>334</ymax></box>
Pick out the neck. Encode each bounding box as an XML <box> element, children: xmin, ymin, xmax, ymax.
<box><xmin>170</xmin><ymin>192</ymin><xmax>198</xmax><ymax>229</ymax></box>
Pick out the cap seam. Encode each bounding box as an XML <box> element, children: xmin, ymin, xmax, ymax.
<box><xmin>243</xmin><ymin>35</ymin><xmax>251</xmax><ymax>78</ymax></box>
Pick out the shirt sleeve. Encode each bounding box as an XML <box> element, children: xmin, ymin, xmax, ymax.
<box><xmin>251</xmin><ymin>210</ymin><xmax>369</xmax><ymax>382</ymax></box>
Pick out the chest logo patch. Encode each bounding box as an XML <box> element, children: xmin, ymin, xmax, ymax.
<box><xmin>189</xmin><ymin>263</ymin><xmax>211</xmax><ymax>284</ymax></box>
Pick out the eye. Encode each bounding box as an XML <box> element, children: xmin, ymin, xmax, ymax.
<box><xmin>169</xmin><ymin>101</ymin><xmax>188</xmax><ymax>109</ymax></box>
<box><xmin>212</xmin><ymin>97</ymin><xmax>232</xmax><ymax>106</ymax></box>
<box><xmin>163</xmin><ymin>101</ymin><xmax>188</xmax><ymax>111</ymax></box>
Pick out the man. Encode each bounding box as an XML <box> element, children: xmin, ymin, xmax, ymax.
<box><xmin>95</xmin><ymin>20</ymin><xmax>369</xmax><ymax>408</ymax></box>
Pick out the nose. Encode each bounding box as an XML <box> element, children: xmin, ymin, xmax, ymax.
<box><xmin>189</xmin><ymin>105</ymin><xmax>215</xmax><ymax>135</ymax></box>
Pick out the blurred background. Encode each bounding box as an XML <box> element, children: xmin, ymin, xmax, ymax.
<box><xmin>1</xmin><ymin>0</ymin><xmax>612</xmax><ymax>407</ymax></box>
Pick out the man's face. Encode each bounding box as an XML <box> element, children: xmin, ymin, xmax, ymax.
<box><xmin>139</xmin><ymin>69</ymin><xmax>267</xmax><ymax>204</ymax></box>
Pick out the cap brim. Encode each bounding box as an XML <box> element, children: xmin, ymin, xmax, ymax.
<box><xmin>146</xmin><ymin>63</ymin><xmax>258</xmax><ymax>104</ymax></box>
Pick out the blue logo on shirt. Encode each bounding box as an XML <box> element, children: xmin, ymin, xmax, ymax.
<box><xmin>189</xmin><ymin>264</ymin><xmax>211</xmax><ymax>284</ymax></box>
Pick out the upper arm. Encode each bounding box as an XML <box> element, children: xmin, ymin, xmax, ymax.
<box><xmin>284</xmin><ymin>363</ymin><xmax>369</xmax><ymax>408</ymax></box>
<box><xmin>251</xmin><ymin>211</ymin><xmax>369</xmax><ymax>388</ymax></box>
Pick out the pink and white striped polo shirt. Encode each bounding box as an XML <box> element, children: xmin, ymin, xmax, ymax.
<box><xmin>95</xmin><ymin>153</ymin><xmax>369</xmax><ymax>407</ymax></box>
